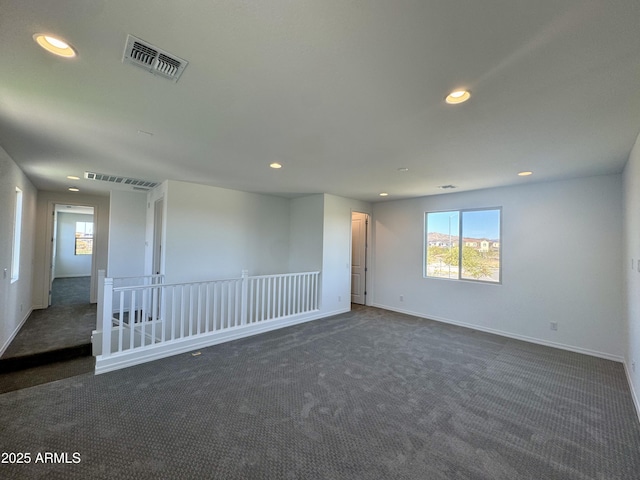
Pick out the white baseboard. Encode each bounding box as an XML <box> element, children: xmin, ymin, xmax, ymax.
<box><xmin>95</xmin><ymin>308</ymin><xmax>347</xmax><ymax>375</ymax></box>
<box><xmin>0</xmin><ymin>306</ymin><xmax>33</xmax><ymax>357</ymax></box>
<box><xmin>372</xmin><ymin>303</ymin><xmax>624</xmax><ymax>363</ymax></box>
<box><xmin>623</xmin><ymin>361</ymin><xmax>640</xmax><ymax>423</ymax></box>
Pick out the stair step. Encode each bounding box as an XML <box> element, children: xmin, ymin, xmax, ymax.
<box><xmin>0</xmin><ymin>344</ymin><xmax>92</xmax><ymax>373</ymax></box>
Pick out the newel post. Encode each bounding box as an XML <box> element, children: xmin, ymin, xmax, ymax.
<box><xmin>101</xmin><ymin>277</ymin><xmax>113</xmax><ymax>358</ymax></box>
<box><xmin>241</xmin><ymin>269</ymin><xmax>249</xmax><ymax>326</ymax></box>
<box><xmin>97</xmin><ymin>269</ymin><xmax>105</xmax><ymax>331</ymax></box>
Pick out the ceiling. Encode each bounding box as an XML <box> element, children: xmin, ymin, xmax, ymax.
<box><xmin>1</xmin><ymin>0</ymin><xmax>639</xmax><ymax>202</ymax></box>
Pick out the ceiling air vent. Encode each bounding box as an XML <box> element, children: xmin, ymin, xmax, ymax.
<box><xmin>84</xmin><ymin>171</ymin><xmax>159</xmax><ymax>189</ymax></box>
<box><xmin>122</xmin><ymin>35</ymin><xmax>188</xmax><ymax>82</ymax></box>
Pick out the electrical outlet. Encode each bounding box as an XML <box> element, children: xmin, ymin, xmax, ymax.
<box><xmin>338</xmin><ymin>295</ymin><xmax>342</xmax><ymax>302</ymax></box>
<box><xmin>550</xmin><ymin>322</ymin><xmax>558</xmax><ymax>331</ymax></box>
<box><xmin>400</xmin><ymin>295</ymin><xmax>404</xmax><ymax>302</ymax></box>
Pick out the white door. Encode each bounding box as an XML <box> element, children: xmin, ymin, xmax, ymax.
<box><xmin>351</xmin><ymin>212</ymin><xmax>368</xmax><ymax>304</ymax></box>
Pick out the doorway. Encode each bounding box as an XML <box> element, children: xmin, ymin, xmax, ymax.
<box><xmin>152</xmin><ymin>198</ymin><xmax>164</xmax><ymax>275</ymax></box>
<box><xmin>50</xmin><ymin>204</ymin><xmax>95</xmax><ymax>306</ymax></box>
<box><xmin>351</xmin><ymin>212</ymin><xmax>368</xmax><ymax>305</ymax></box>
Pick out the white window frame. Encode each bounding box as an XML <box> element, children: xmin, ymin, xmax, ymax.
<box><xmin>11</xmin><ymin>187</ymin><xmax>23</xmax><ymax>283</ymax></box>
<box><xmin>424</xmin><ymin>207</ymin><xmax>502</xmax><ymax>284</ymax></box>
<box><xmin>74</xmin><ymin>221</ymin><xmax>94</xmax><ymax>255</ymax></box>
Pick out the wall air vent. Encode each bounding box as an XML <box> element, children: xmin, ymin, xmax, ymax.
<box><xmin>122</xmin><ymin>34</ymin><xmax>188</xmax><ymax>82</ymax></box>
<box><xmin>84</xmin><ymin>171</ymin><xmax>159</xmax><ymax>189</ymax></box>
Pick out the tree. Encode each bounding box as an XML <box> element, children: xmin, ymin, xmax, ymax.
<box><xmin>427</xmin><ymin>245</ymin><xmax>493</xmax><ymax>279</ymax></box>
<box><xmin>460</xmin><ymin>246</ymin><xmax>493</xmax><ymax>279</ymax></box>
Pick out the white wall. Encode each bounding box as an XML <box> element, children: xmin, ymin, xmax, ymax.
<box><xmin>108</xmin><ymin>190</ymin><xmax>146</xmax><ymax>278</ymax></box>
<box><xmin>321</xmin><ymin>194</ymin><xmax>372</xmax><ymax>315</ymax></box>
<box><xmin>372</xmin><ymin>174</ymin><xmax>624</xmax><ymax>360</ymax></box>
<box><xmin>55</xmin><ymin>212</ymin><xmax>93</xmax><ymax>278</ymax></box>
<box><xmin>146</xmin><ymin>185</ymin><xmax>373</xmax><ymax>317</ymax></box>
<box><xmin>0</xmin><ymin>148</ymin><xmax>36</xmax><ymax>355</ymax></box>
<box><xmin>289</xmin><ymin>194</ymin><xmax>324</xmax><ymax>273</ymax></box>
<box><xmin>33</xmin><ymin>192</ymin><xmax>109</xmax><ymax>306</ymax></box>
<box><xmin>623</xmin><ymin>133</ymin><xmax>640</xmax><ymax>416</ymax></box>
<box><xmin>162</xmin><ymin>180</ymin><xmax>291</xmax><ymax>283</ymax></box>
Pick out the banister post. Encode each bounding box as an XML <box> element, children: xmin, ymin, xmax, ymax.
<box><xmin>101</xmin><ymin>277</ymin><xmax>113</xmax><ymax>358</ymax></box>
<box><xmin>241</xmin><ymin>270</ymin><xmax>249</xmax><ymax>326</ymax></box>
<box><xmin>97</xmin><ymin>269</ymin><xmax>105</xmax><ymax>331</ymax></box>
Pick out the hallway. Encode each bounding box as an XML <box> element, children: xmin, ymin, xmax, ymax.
<box><xmin>0</xmin><ymin>277</ymin><xmax>95</xmax><ymax>393</ymax></box>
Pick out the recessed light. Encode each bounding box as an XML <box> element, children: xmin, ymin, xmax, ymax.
<box><xmin>33</xmin><ymin>34</ymin><xmax>77</xmax><ymax>58</ymax></box>
<box><xmin>397</xmin><ymin>167</ymin><xmax>409</xmax><ymax>172</ymax></box>
<box><xmin>269</xmin><ymin>162</ymin><xmax>283</xmax><ymax>169</ymax></box>
<box><xmin>518</xmin><ymin>171</ymin><xmax>533</xmax><ymax>176</ymax></box>
<box><xmin>445</xmin><ymin>89</ymin><xmax>471</xmax><ymax>105</ymax></box>
<box><xmin>68</xmin><ymin>187</ymin><xmax>80</xmax><ymax>192</ymax></box>
<box><xmin>379</xmin><ymin>192</ymin><xmax>389</xmax><ymax>197</ymax></box>
<box><xmin>67</xmin><ymin>175</ymin><xmax>80</xmax><ymax>180</ymax></box>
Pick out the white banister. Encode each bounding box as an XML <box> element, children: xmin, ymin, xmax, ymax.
<box><xmin>96</xmin><ymin>271</ymin><xmax>321</xmax><ymax>374</ymax></box>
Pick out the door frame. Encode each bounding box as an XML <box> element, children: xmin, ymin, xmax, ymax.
<box><xmin>45</xmin><ymin>201</ymin><xmax>98</xmax><ymax>306</ymax></box>
<box><xmin>152</xmin><ymin>197</ymin><xmax>164</xmax><ymax>275</ymax></box>
<box><xmin>350</xmin><ymin>210</ymin><xmax>371</xmax><ymax>306</ymax></box>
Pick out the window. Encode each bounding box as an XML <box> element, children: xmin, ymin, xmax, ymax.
<box><xmin>11</xmin><ymin>187</ymin><xmax>23</xmax><ymax>282</ymax></box>
<box><xmin>75</xmin><ymin>221</ymin><xmax>94</xmax><ymax>255</ymax></box>
<box><xmin>425</xmin><ymin>208</ymin><xmax>501</xmax><ymax>283</ymax></box>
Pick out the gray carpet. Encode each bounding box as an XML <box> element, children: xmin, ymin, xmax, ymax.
<box><xmin>0</xmin><ymin>306</ymin><xmax>638</xmax><ymax>479</ymax></box>
<box><xmin>2</xmin><ymin>277</ymin><xmax>95</xmax><ymax>359</ymax></box>
<box><xmin>0</xmin><ymin>356</ymin><xmax>95</xmax><ymax>394</ymax></box>
<box><xmin>0</xmin><ymin>276</ymin><xmax>95</xmax><ymax>393</ymax></box>
<box><xmin>1</xmin><ymin>304</ymin><xmax>96</xmax><ymax>359</ymax></box>
<box><xmin>51</xmin><ymin>276</ymin><xmax>91</xmax><ymax>306</ymax></box>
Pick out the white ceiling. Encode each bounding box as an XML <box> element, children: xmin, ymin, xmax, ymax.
<box><xmin>1</xmin><ymin>0</ymin><xmax>639</xmax><ymax>202</ymax></box>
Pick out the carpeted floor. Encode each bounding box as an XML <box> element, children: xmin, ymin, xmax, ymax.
<box><xmin>1</xmin><ymin>303</ymin><xmax>96</xmax><ymax>359</ymax></box>
<box><xmin>0</xmin><ymin>306</ymin><xmax>638</xmax><ymax>479</ymax></box>
<box><xmin>51</xmin><ymin>276</ymin><xmax>91</xmax><ymax>306</ymax></box>
<box><xmin>0</xmin><ymin>356</ymin><xmax>95</xmax><ymax>394</ymax></box>
<box><xmin>2</xmin><ymin>277</ymin><xmax>94</xmax><ymax>358</ymax></box>
<box><xmin>0</xmin><ymin>277</ymin><xmax>95</xmax><ymax>392</ymax></box>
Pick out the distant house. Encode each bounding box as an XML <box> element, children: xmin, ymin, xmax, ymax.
<box><xmin>429</xmin><ymin>241</ymin><xmax>454</xmax><ymax>247</ymax></box>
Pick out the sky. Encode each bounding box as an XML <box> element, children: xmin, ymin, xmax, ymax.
<box><xmin>426</xmin><ymin>209</ymin><xmax>500</xmax><ymax>240</ymax></box>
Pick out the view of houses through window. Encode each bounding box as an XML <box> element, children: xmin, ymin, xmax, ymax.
<box><xmin>75</xmin><ymin>221</ymin><xmax>94</xmax><ymax>255</ymax></box>
<box><xmin>425</xmin><ymin>208</ymin><xmax>501</xmax><ymax>283</ymax></box>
